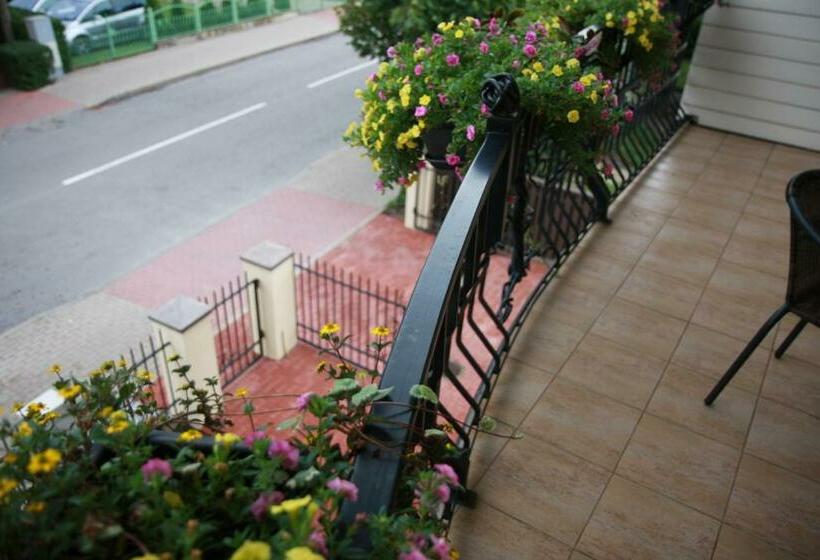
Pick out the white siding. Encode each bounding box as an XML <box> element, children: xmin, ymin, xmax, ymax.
<box><xmin>682</xmin><ymin>2</ymin><xmax>820</xmax><ymax>151</ymax></box>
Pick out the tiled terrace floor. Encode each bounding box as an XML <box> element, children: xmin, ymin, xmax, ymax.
<box><xmin>450</xmin><ymin>126</ymin><xmax>820</xmax><ymax>560</ymax></box>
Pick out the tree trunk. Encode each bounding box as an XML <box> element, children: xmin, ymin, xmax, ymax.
<box><xmin>0</xmin><ymin>0</ymin><xmax>14</xmax><ymax>44</ymax></box>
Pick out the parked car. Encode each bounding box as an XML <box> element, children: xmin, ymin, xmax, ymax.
<box><xmin>45</xmin><ymin>0</ymin><xmax>146</xmax><ymax>54</ymax></box>
<box><xmin>9</xmin><ymin>0</ymin><xmax>58</xmax><ymax>13</ymax></box>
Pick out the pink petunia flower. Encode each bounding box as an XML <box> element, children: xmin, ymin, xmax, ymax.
<box><xmin>431</xmin><ymin>536</ymin><xmax>451</xmax><ymax>560</ymax></box>
<box><xmin>574</xmin><ymin>46</ymin><xmax>585</xmax><ymax>59</ymax></box>
<box><xmin>415</xmin><ymin>106</ymin><xmax>428</xmax><ymax>118</ymax></box>
<box><xmin>624</xmin><ymin>109</ymin><xmax>634</xmax><ymax>122</ymax></box>
<box><xmin>431</xmin><ymin>33</ymin><xmax>443</xmax><ymax>46</ymax></box>
<box><xmin>480</xmin><ymin>103</ymin><xmax>490</xmax><ymax>116</ymax></box>
<box><xmin>572</xmin><ymin>81</ymin><xmax>585</xmax><ymax>94</ymax></box>
<box><xmin>525</xmin><ymin>30</ymin><xmax>538</xmax><ymax>44</ymax></box>
<box><xmin>250</xmin><ymin>491</ymin><xmax>283</xmax><ymax>521</ymax></box>
<box><xmin>295</xmin><ymin>391</ymin><xmax>314</xmax><ymax>411</ymax></box>
<box><xmin>466</xmin><ymin>125</ymin><xmax>476</xmax><ymax>142</ymax></box>
<box><xmin>244</xmin><ymin>430</ymin><xmax>267</xmax><ymax>446</ymax></box>
<box><xmin>511</xmin><ymin>59</ymin><xmax>521</xmax><ymax>69</ymax></box>
<box><xmin>327</xmin><ymin>477</ymin><xmax>359</xmax><ymax>501</ymax></box>
<box><xmin>435</xmin><ymin>483</ymin><xmax>451</xmax><ymax>503</ymax></box>
<box><xmin>434</xmin><ymin>463</ymin><xmax>459</xmax><ymax>486</ymax></box>
<box><xmin>386</xmin><ymin>46</ymin><xmax>397</xmax><ymax>58</ymax></box>
<box><xmin>268</xmin><ymin>439</ymin><xmax>299</xmax><ymax>470</ymax></box>
<box><xmin>600</xmin><ymin>108</ymin><xmax>610</xmax><ymax>120</ymax></box>
<box><xmin>508</xmin><ymin>33</ymin><xmax>518</xmax><ymax>45</ymax></box>
<box><xmin>488</xmin><ymin>17</ymin><xmax>500</xmax><ymax>35</ymax></box>
<box><xmin>445</xmin><ymin>154</ymin><xmax>461</xmax><ymax>167</ymax></box>
<box><xmin>522</xmin><ymin>44</ymin><xmax>537</xmax><ymax>58</ymax></box>
<box><xmin>414</xmin><ymin>63</ymin><xmax>424</xmax><ymax>76</ymax></box>
<box><xmin>611</xmin><ymin>123</ymin><xmax>621</xmax><ymax>137</ymax></box>
<box><xmin>310</xmin><ymin>530</ymin><xmax>328</xmax><ymax>555</ymax></box>
<box><xmin>377</xmin><ymin>90</ymin><xmax>386</xmax><ymax>101</ymax></box>
<box><xmin>374</xmin><ymin>179</ymin><xmax>385</xmax><ymax>193</ymax></box>
<box><xmin>437</xmin><ymin>93</ymin><xmax>448</xmax><ymax>105</ymax></box>
<box><xmin>445</xmin><ymin>53</ymin><xmax>460</xmax><ymax>67</ymax></box>
<box><xmin>479</xmin><ymin>41</ymin><xmax>490</xmax><ymax>54</ymax></box>
<box><xmin>141</xmin><ymin>458</ymin><xmax>172</xmax><ymax>482</ymax></box>
<box><xmin>399</xmin><ymin>550</ymin><xmax>426</xmax><ymax>560</ymax></box>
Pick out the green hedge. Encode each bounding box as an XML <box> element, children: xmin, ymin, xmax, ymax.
<box><xmin>8</xmin><ymin>7</ymin><xmax>72</xmax><ymax>73</ymax></box>
<box><xmin>0</xmin><ymin>40</ymin><xmax>53</xmax><ymax>90</ymax></box>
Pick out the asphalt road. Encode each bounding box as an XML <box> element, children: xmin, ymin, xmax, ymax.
<box><xmin>0</xmin><ymin>33</ymin><xmax>375</xmax><ymax>332</ymax></box>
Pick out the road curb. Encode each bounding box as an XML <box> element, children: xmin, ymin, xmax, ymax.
<box><xmin>93</xmin><ymin>29</ymin><xmax>341</xmax><ymax>109</ymax></box>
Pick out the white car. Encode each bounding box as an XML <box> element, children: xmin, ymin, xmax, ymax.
<box><xmin>46</xmin><ymin>0</ymin><xmax>146</xmax><ymax>54</ymax></box>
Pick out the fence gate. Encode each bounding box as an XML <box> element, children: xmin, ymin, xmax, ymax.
<box><xmin>198</xmin><ymin>274</ymin><xmax>263</xmax><ymax>386</ymax></box>
<box><xmin>294</xmin><ymin>254</ymin><xmax>406</xmax><ymax>370</ymax></box>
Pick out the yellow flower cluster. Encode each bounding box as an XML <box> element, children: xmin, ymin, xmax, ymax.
<box><xmin>215</xmin><ymin>432</ymin><xmax>241</xmax><ymax>447</ymax></box>
<box><xmin>270</xmin><ymin>495</ymin><xmax>319</xmax><ymax>523</ymax></box>
<box><xmin>57</xmin><ymin>384</ymin><xmax>82</xmax><ymax>400</ymax></box>
<box><xmin>285</xmin><ymin>547</ymin><xmax>324</xmax><ymax>560</ymax></box>
<box><xmin>0</xmin><ymin>477</ymin><xmax>18</xmax><ymax>500</ymax></box>
<box><xmin>177</xmin><ymin>429</ymin><xmax>203</xmax><ymax>443</ymax></box>
<box><xmin>319</xmin><ymin>322</ymin><xmax>340</xmax><ymax>337</ymax></box>
<box><xmin>106</xmin><ymin>410</ymin><xmax>130</xmax><ymax>434</ymax></box>
<box><xmin>27</xmin><ymin>448</ymin><xmax>62</xmax><ymax>475</ymax></box>
<box><xmin>370</xmin><ymin>325</ymin><xmax>392</xmax><ymax>337</ymax></box>
<box><xmin>230</xmin><ymin>541</ymin><xmax>272</xmax><ymax>560</ymax></box>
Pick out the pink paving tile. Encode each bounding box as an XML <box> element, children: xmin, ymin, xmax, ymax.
<box><xmin>0</xmin><ymin>89</ymin><xmax>78</xmax><ymax>129</ymax></box>
<box><xmin>106</xmin><ymin>188</ymin><xmax>378</xmax><ymax>309</ymax></box>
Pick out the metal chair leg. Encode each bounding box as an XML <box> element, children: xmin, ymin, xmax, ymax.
<box><xmin>775</xmin><ymin>318</ymin><xmax>808</xmax><ymax>359</ymax></box>
<box><xmin>704</xmin><ymin>304</ymin><xmax>790</xmax><ymax>406</ymax></box>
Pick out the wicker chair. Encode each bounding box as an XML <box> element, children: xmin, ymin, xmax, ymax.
<box><xmin>705</xmin><ymin>169</ymin><xmax>820</xmax><ymax>405</ymax></box>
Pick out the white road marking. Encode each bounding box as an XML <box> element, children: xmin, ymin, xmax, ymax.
<box><xmin>62</xmin><ymin>102</ymin><xmax>267</xmax><ymax>186</ymax></box>
<box><xmin>306</xmin><ymin>59</ymin><xmax>378</xmax><ymax>89</ymax></box>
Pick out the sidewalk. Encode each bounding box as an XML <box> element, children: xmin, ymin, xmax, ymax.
<box><xmin>0</xmin><ymin>7</ymin><xmax>339</xmax><ymax>129</ymax></box>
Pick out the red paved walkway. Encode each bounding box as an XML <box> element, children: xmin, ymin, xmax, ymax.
<box><xmin>0</xmin><ymin>90</ymin><xmax>78</xmax><ymax>130</ymax></box>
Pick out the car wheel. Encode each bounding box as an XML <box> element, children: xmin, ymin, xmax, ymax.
<box><xmin>72</xmin><ymin>36</ymin><xmax>91</xmax><ymax>55</ymax></box>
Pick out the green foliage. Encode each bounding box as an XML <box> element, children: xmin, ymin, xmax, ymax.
<box><xmin>0</xmin><ymin>40</ymin><xmax>52</xmax><ymax>90</ymax></box>
<box><xmin>336</xmin><ymin>0</ymin><xmax>524</xmax><ymax>58</ymax></box>
<box><xmin>7</xmin><ymin>7</ymin><xmax>71</xmax><ymax>72</ymax></box>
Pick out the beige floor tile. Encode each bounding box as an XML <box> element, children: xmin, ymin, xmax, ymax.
<box><xmin>604</xmin><ymin>203</ymin><xmax>669</xmax><ymax>237</ymax></box>
<box><xmin>647</xmin><ymin>365</ymin><xmax>756</xmax><ymax>448</ymax></box>
<box><xmin>691</xmin><ymin>289</ymin><xmax>780</xmax><ymax>346</ymax></box>
<box><xmin>521</xmin><ymin>377</ymin><xmax>641</xmax><ymax>470</ymax></box>
<box><xmin>744</xmin><ymin>193</ymin><xmax>790</xmax><ymax>223</ymax></box>
<box><xmin>653</xmin><ymin>218</ymin><xmax>730</xmax><ymax>258</ymax></box>
<box><xmin>666</xmin><ymin>140</ymin><xmax>718</xmax><ymax>161</ymax></box>
<box><xmin>762</xmin><ymin>161</ymin><xmax>809</xmax><ymax>183</ymax></box>
<box><xmin>763</xmin><ymin>355</ymin><xmax>820</xmax><ymax>418</ymax></box>
<box><xmin>734</xmin><ymin>213</ymin><xmax>790</xmax><ymax>247</ymax></box>
<box><xmin>722</xmin><ymin>234</ymin><xmax>789</xmax><ymax>279</ymax></box>
<box><xmin>466</xmin><ymin>418</ymin><xmax>515</xmax><ymax>488</ymax></box>
<box><xmin>707</xmin><ymin>261</ymin><xmax>786</xmax><ymax>308</ymax></box>
<box><xmin>617</xmin><ymin>265</ymin><xmax>703</xmax><ymax>320</ymax></box>
<box><xmin>477</xmin><ymin>435</ymin><xmax>610</xmax><ymax>545</ymax></box>
<box><xmin>622</xmin><ymin>187</ymin><xmax>682</xmax><ymax>215</ymax></box>
<box><xmin>709</xmin><ymin>152</ymin><xmax>766</xmax><ymax>174</ymax></box>
<box><xmin>679</xmin><ymin>125</ymin><xmax>726</xmax><ymax>148</ymax></box>
<box><xmin>533</xmin><ymin>283</ymin><xmax>611</xmax><ymax>331</ymax></box>
<box><xmin>718</xmin><ymin>135</ymin><xmax>773</xmax><ymax>161</ymax></box>
<box><xmin>685</xmin><ymin>179</ymin><xmax>751</xmax><ymax>211</ymax></box>
<box><xmin>590</xmin><ymin>298</ymin><xmax>687</xmax><ymax>361</ymax></box>
<box><xmin>753</xmin><ymin>176</ymin><xmax>787</xmax><ymax>201</ymax></box>
<box><xmin>699</xmin><ymin>164</ymin><xmax>759</xmax><ymax>191</ymax></box>
<box><xmin>577</xmin><ymin>475</ymin><xmax>720</xmax><ymax>560</ymax></box>
<box><xmin>639</xmin><ymin>239</ymin><xmax>720</xmax><ymax>286</ymax></box>
<box><xmin>639</xmin><ymin>172</ymin><xmax>695</xmax><ymax>195</ymax></box>
<box><xmin>485</xmin><ymin>358</ymin><xmax>555</xmax><ymax>426</ymax></box>
<box><xmin>584</xmin><ymin>226</ymin><xmax>654</xmax><ymax>264</ymax></box>
<box><xmin>672</xmin><ymin>198</ymin><xmax>742</xmax><ymax>234</ymax></box>
<box><xmin>768</xmin><ymin>144</ymin><xmax>820</xmax><ymax>168</ymax></box>
<box><xmin>726</xmin><ymin>454</ymin><xmax>820</xmax><ymax>558</ymax></box>
<box><xmin>653</xmin><ymin>157</ymin><xmax>706</xmax><ymax>179</ymax></box>
<box><xmin>450</xmin><ymin>501</ymin><xmax>573</xmax><ymax>560</ymax></box>
<box><xmin>672</xmin><ymin>324</ymin><xmax>769</xmax><ymax>394</ymax></box>
<box><xmin>746</xmin><ymin>398</ymin><xmax>820</xmax><ymax>482</ymax></box>
<box><xmin>775</xmin><ymin>315</ymin><xmax>820</xmax><ymax>367</ymax></box>
<box><xmin>559</xmin><ymin>333</ymin><xmax>666</xmax><ymax>409</ymax></box>
<box><xmin>556</xmin><ymin>252</ymin><xmax>633</xmax><ymax>298</ymax></box>
<box><xmin>513</xmin><ymin>318</ymin><xmax>585</xmax><ymax>374</ymax></box>
<box><xmin>569</xmin><ymin>552</ymin><xmax>596</xmax><ymax>560</ymax></box>
<box><xmin>713</xmin><ymin>525</ymin><xmax>801</xmax><ymax>560</ymax></box>
<box><xmin>617</xmin><ymin>415</ymin><xmax>740</xmax><ymax>518</ymax></box>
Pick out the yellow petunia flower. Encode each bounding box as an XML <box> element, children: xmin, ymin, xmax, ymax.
<box><xmin>177</xmin><ymin>429</ymin><xmax>203</xmax><ymax>443</ymax></box>
<box><xmin>215</xmin><ymin>432</ymin><xmax>241</xmax><ymax>447</ymax></box>
<box><xmin>27</xmin><ymin>448</ymin><xmax>62</xmax><ymax>475</ymax></box>
<box><xmin>106</xmin><ymin>419</ymin><xmax>130</xmax><ymax>434</ymax></box>
<box><xmin>419</xmin><ymin>94</ymin><xmax>431</xmax><ymax>106</ymax></box>
<box><xmin>567</xmin><ymin>110</ymin><xmax>580</xmax><ymax>123</ymax></box>
<box><xmin>0</xmin><ymin>478</ymin><xmax>18</xmax><ymax>500</ymax></box>
<box><xmin>16</xmin><ymin>422</ymin><xmax>33</xmax><ymax>438</ymax></box>
<box><xmin>454</xmin><ymin>29</ymin><xmax>464</xmax><ymax>39</ymax></box>
<box><xmin>565</xmin><ymin>58</ymin><xmax>579</xmax><ymax>70</ymax></box>
<box><xmin>58</xmin><ymin>384</ymin><xmax>82</xmax><ymax>400</ymax></box>
<box><xmin>285</xmin><ymin>547</ymin><xmax>324</xmax><ymax>560</ymax></box>
<box><xmin>532</xmin><ymin>61</ymin><xmax>544</xmax><ymax>73</ymax></box>
<box><xmin>551</xmin><ymin>65</ymin><xmax>563</xmax><ymax>77</ymax></box>
<box><xmin>589</xmin><ymin>90</ymin><xmax>598</xmax><ymax>103</ymax></box>
<box><xmin>24</xmin><ymin>501</ymin><xmax>46</xmax><ymax>513</ymax></box>
<box><xmin>230</xmin><ymin>541</ymin><xmax>271</xmax><ymax>560</ymax></box>
<box><xmin>319</xmin><ymin>322</ymin><xmax>341</xmax><ymax>337</ymax></box>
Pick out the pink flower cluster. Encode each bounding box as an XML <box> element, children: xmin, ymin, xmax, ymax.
<box><xmin>268</xmin><ymin>439</ymin><xmax>299</xmax><ymax>470</ymax></box>
<box><xmin>141</xmin><ymin>458</ymin><xmax>172</xmax><ymax>482</ymax></box>
<box><xmin>250</xmin><ymin>490</ymin><xmax>283</xmax><ymax>521</ymax></box>
<box><xmin>445</xmin><ymin>53</ymin><xmax>460</xmax><ymax>67</ymax></box>
<box><xmin>295</xmin><ymin>391</ymin><xmax>315</xmax><ymax>411</ymax></box>
<box><xmin>327</xmin><ymin>477</ymin><xmax>359</xmax><ymax>502</ymax></box>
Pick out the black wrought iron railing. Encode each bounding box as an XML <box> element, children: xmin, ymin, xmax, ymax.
<box><xmin>341</xmin><ymin>0</ymin><xmax>713</xmax><ymax>547</ymax></box>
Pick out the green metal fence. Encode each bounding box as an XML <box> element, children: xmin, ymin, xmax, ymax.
<box><xmin>70</xmin><ymin>0</ymin><xmax>335</xmax><ymax>69</ymax></box>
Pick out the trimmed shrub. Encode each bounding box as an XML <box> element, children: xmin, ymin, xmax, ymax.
<box><xmin>7</xmin><ymin>7</ymin><xmax>71</xmax><ymax>72</ymax></box>
<box><xmin>0</xmin><ymin>40</ymin><xmax>53</xmax><ymax>90</ymax></box>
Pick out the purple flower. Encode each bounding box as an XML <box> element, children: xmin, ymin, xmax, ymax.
<box><xmin>624</xmin><ymin>109</ymin><xmax>634</xmax><ymax>122</ymax></box>
<box><xmin>480</xmin><ymin>103</ymin><xmax>490</xmax><ymax>116</ymax></box>
<box><xmin>414</xmin><ymin>63</ymin><xmax>424</xmax><ymax>76</ymax></box>
<box><xmin>434</xmin><ymin>463</ymin><xmax>459</xmax><ymax>486</ymax></box>
<box><xmin>414</xmin><ymin>37</ymin><xmax>425</xmax><ymax>48</ymax></box>
<box><xmin>479</xmin><ymin>41</ymin><xmax>490</xmax><ymax>55</ymax></box>
<box><xmin>250</xmin><ymin>491</ymin><xmax>283</xmax><ymax>521</ymax></box>
<box><xmin>522</xmin><ymin>44</ymin><xmax>537</xmax><ymax>58</ymax></box>
<box><xmin>374</xmin><ymin>179</ymin><xmax>385</xmax><ymax>194</ymax></box>
<box><xmin>431</xmin><ymin>33</ymin><xmax>443</xmax><ymax>46</ymax></box>
<box><xmin>445</xmin><ymin>53</ymin><xmax>460</xmax><ymax>67</ymax></box>
<box><xmin>535</xmin><ymin>21</ymin><xmax>547</xmax><ymax>35</ymax></box>
<box><xmin>431</xmin><ymin>536</ymin><xmax>450</xmax><ymax>560</ymax></box>
<box><xmin>525</xmin><ymin>31</ymin><xmax>538</xmax><ymax>44</ymax></box>
<box><xmin>511</xmin><ymin>59</ymin><xmax>521</xmax><ymax>69</ymax></box>
<box><xmin>310</xmin><ymin>530</ymin><xmax>328</xmax><ymax>555</ymax></box>
<box><xmin>508</xmin><ymin>33</ymin><xmax>518</xmax><ymax>45</ymax></box>
<box><xmin>466</xmin><ymin>125</ymin><xmax>476</xmax><ymax>142</ymax></box>
<box><xmin>386</xmin><ymin>46</ymin><xmax>398</xmax><ymax>59</ymax></box>
<box><xmin>574</xmin><ymin>46</ymin><xmax>585</xmax><ymax>59</ymax></box>
<box><xmin>327</xmin><ymin>477</ymin><xmax>359</xmax><ymax>502</ymax></box>
<box><xmin>141</xmin><ymin>458</ymin><xmax>172</xmax><ymax>482</ymax></box>
<box><xmin>399</xmin><ymin>550</ymin><xmax>426</xmax><ymax>560</ymax></box>
<box><xmin>471</xmin><ymin>17</ymin><xmax>481</xmax><ymax>29</ymax></box>
<box><xmin>244</xmin><ymin>430</ymin><xmax>267</xmax><ymax>446</ymax></box>
<box><xmin>377</xmin><ymin>90</ymin><xmax>386</xmax><ymax>101</ymax></box>
<box><xmin>368</xmin><ymin>72</ymin><xmax>377</xmax><ymax>81</ymax></box>
<box><xmin>488</xmin><ymin>17</ymin><xmax>500</xmax><ymax>35</ymax></box>
<box><xmin>295</xmin><ymin>391</ymin><xmax>314</xmax><ymax>411</ymax></box>
<box><xmin>572</xmin><ymin>81</ymin><xmax>585</xmax><ymax>94</ymax></box>
<box><xmin>414</xmin><ymin>106</ymin><xmax>428</xmax><ymax>118</ymax></box>
<box><xmin>445</xmin><ymin>154</ymin><xmax>461</xmax><ymax>167</ymax></box>
<box><xmin>268</xmin><ymin>439</ymin><xmax>299</xmax><ymax>470</ymax></box>
<box><xmin>435</xmin><ymin>483</ymin><xmax>451</xmax><ymax>503</ymax></box>
<box><xmin>437</xmin><ymin>93</ymin><xmax>448</xmax><ymax>105</ymax></box>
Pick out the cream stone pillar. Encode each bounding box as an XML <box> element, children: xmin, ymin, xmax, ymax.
<box><xmin>404</xmin><ymin>164</ymin><xmax>437</xmax><ymax>231</ymax></box>
<box><xmin>240</xmin><ymin>241</ymin><xmax>297</xmax><ymax>360</ymax></box>
<box><xmin>149</xmin><ymin>297</ymin><xmax>221</xmax><ymax>404</ymax></box>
